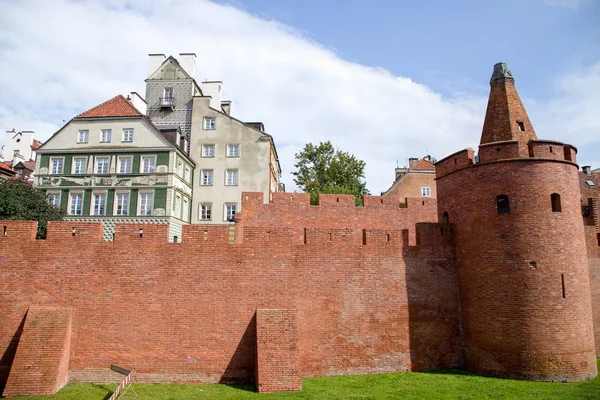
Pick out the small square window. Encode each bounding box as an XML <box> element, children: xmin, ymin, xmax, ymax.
<box><xmin>200</xmin><ymin>203</ymin><xmax>212</xmax><ymax>220</ymax></box>
<box><xmin>77</xmin><ymin>130</ymin><xmax>89</xmax><ymax>143</ymax></box>
<box><xmin>204</xmin><ymin>117</ymin><xmax>216</xmax><ymax>130</ymax></box>
<box><xmin>227</xmin><ymin>144</ymin><xmax>240</xmax><ymax>157</ymax></box>
<box><xmin>100</xmin><ymin>129</ymin><xmax>112</xmax><ymax>143</ymax></box>
<box><xmin>586</xmin><ymin>180</ymin><xmax>595</xmax><ymax>187</ymax></box>
<box><xmin>202</xmin><ymin>144</ymin><xmax>215</xmax><ymax>157</ymax></box>
<box><xmin>50</xmin><ymin>158</ymin><xmax>64</xmax><ymax>174</ymax></box>
<box><xmin>225</xmin><ymin>169</ymin><xmax>238</xmax><ymax>186</ymax></box>
<box><xmin>141</xmin><ymin>156</ymin><xmax>156</xmax><ymax>173</ymax></box>
<box><xmin>122</xmin><ymin>128</ymin><xmax>134</xmax><ymax>142</ymax></box>
<box><xmin>225</xmin><ymin>203</ymin><xmax>237</xmax><ymax>221</ymax></box>
<box><xmin>95</xmin><ymin>157</ymin><xmax>109</xmax><ymax>174</ymax></box>
<box><xmin>517</xmin><ymin>121</ymin><xmax>525</xmax><ymax>132</ymax></box>
<box><xmin>201</xmin><ymin>170</ymin><xmax>213</xmax><ymax>185</ymax></box>
<box><xmin>421</xmin><ymin>187</ymin><xmax>431</xmax><ymax>197</ymax></box>
<box><xmin>72</xmin><ymin>157</ymin><xmax>86</xmax><ymax>174</ymax></box>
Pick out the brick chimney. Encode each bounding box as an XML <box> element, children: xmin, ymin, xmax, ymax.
<box><xmin>480</xmin><ymin>62</ymin><xmax>537</xmax><ymax>157</ymax></box>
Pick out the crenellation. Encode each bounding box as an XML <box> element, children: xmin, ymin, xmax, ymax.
<box><xmin>434</xmin><ymin>148</ymin><xmax>475</xmax><ymax>178</ymax></box>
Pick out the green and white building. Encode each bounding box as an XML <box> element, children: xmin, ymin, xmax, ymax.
<box><xmin>35</xmin><ymin>95</ymin><xmax>194</xmax><ymax>241</ymax></box>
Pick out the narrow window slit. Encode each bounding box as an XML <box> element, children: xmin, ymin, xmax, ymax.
<box><xmin>386</xmin><ymin>233</ymin><xmax>390</xmax><ymax>242</ymax></box>
<box><xmin>71</xmin><ymin>227</ymin><xmax>77</xmax><ymax>237</ymax></box>
<box><xmin>561</xmin><ymin>274</ymin><xmax>566</xmax><ymax>299</ymax></box>
<box><xmin>3</xmin><ymin>226</ymin><xmax>6</xmax><ymax>236</ymax></box>
<box><xmin>362</xmin><ymin>229</ymin><xmax>366</xmax><ymax>245</ymax></box>
<box><xmin>139</xmin><ymin>227</ymin><xmax>144</xmax><ymax>238</ymax></box>
<box><xmin>517</xmin><ymin>121</ymin><xmax>525</xmax><ymax>131</ymax></box>
<box><xmin>303</xmin><ymin>228</ymin><xmax>307</xmax><ymax>245</ymax></box>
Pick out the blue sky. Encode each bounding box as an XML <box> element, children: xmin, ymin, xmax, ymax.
<box><xmin>0</xmin><ymin>0</ymin><xmax>598</xmax><ymax>193</ymax></box>
<box><xmin>225</xmin><ymin>0</ymin><xmax>600</xmax><ymax>97</ymax></box>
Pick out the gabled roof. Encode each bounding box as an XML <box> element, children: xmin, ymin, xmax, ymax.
<box><xmin>409</xmin><ymin>158</ymin><xmax>435</xmax><ymax>171</ymax></box>
<box><xmin>147</xmin><ymin>56</ymin><xmax>193</xmax><ymax>81</ymax></box>
<box><xmin>76</xmin><ymin>95</ymin><xmax>143</xmax><ymax>119</ymax></box>
<box><xmin>13</xmin><ymin>161</ymin><xmax>35</xmax><ymax>171</ymax></box>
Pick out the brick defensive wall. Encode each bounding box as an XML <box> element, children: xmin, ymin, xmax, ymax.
<box><xmin>0</xmin><ymin>193</ymin><xmax>459</xmax><ymax>396</ymax></box>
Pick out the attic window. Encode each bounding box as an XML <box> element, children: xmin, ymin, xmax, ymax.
<box><xmin>517</xmin><ymin>121</ymin><xmax>525</xmax><ymax>132</ymax></box>
<box><xmin>587</xmin><ymin>180</ymin><xmax>595</xmax><ymax>187</ymax></box>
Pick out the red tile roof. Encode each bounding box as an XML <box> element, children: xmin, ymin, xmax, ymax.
<box><xmin>31</xmin><ymin>139</ymin><xmax>42</xmax><ymax>150</ymax></box>
<box><xmin>409</xmin><ymin>158</ymin><xmax>436</xmax><ymax>171</ymax></box>
<box><xmin>76</xmin><ymin>95</ymin><xmax>143</xmax><ymax>118</ymax></box>
<box><xmin>0</xmin><ymin>161</ymin><xmax>16</xmax><ymax>175</ymax></box>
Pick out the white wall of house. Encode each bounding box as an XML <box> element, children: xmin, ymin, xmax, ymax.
<box><xmin>3</xmin><ymin>130</ymin><xmax>36</xmax><ymax>161</ymax></box>
<box><xmin>189</xmin><ymin>96</ymin><xmax>271</xmax><ymax>224</ymax></box>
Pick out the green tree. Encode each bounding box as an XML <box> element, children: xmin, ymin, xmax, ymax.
<box><xmin>292</xmin><ymin>141</ymin><xmax>369</xmax><ymax>205</ymax></box>
<box><xmin>0</xmin><ymin>179</ymin><xmax>65</xmax><ymax>239</ymax></box>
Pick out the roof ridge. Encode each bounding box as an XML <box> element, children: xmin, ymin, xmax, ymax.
<box><xmin>76</xmin><ymin>95</ymin><xmax>143</xmax><ymax>119</ymax></box>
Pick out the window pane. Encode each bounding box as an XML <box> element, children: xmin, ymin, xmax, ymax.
<box><xmin>73</xmin><ymin>158</ymin><xmax>85</xmax><ymax>174</ymax></box>
<box><xmin>202</xmin><ymin>145</ymin><xmax>215</xmax><ymax>157</ymax></box>
<box><xmin>78</xmin><ymin>130</ymin><xmax>88</xmax><ymax>143</ymax></box>
<box><xmin>119</xmin><ymin>157</ymin><xmax>132</xmax><ymax>173</ymax></box>
<box><xmin>70</xmin><ymin>193</ymin><xmax>82</xmax><ymax>215</ymax></box>
<box><xmin>140</xmin><ymin>193</ymin><xmax>153</xmax><ymax>216</ymax></box>
<box><xmin>51</xmin><ymin>159</ymin><xmax>63</xmax><ymax>174</ymax></box>
<box><xmin>201</xmin><ymin>203</ymin><xmax>212</xmax><ymax>220</ymax></box>
<box><xmin>116</xmin><ymin>193</ymin><xmax>129</xmax><ymax>216</ymax></box>
<box><xmin>227</xmin><ymin>144</ymin><xmax>239</xmax><ymax>157</ymax></box>
<box><xmin>96</xmin><ymin>157</ymin><xmax>109</xmax><ymax>174</ymax></box>
<box><xmin>142</xmin><ymin>157</ymin><xmax>155</xmax><ymax>173</ymax></box>
<box><xmin>93</xmin><ymin>193</ymin><xmax>106</xmax><ymax>216</ymax></box>
<box><xmin>122</xmin><ymin>129</ymin><xmax>134</xmax><ymax>142</ymax></box>
<box><xmin>202</xmin><ymin>170</ymin><xmax>213</xmax><ymax>185</ymax></box>
<box><xmin>101</xmin><ymin>129</ymin><xmax>111</xmax><ymax>143</ymax></box>
<box><xmin>226</xmin><ymin>170</ymin><xmax>238</xmax><ymax>185</ymax></box>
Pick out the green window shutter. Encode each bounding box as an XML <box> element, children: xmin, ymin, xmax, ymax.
<box><xmin>60</xmin><ymin>189</ymin><xmax>69</xmax><ymax>209</ymax></box>
<box><xmin>82</xmin><ymin>189</ymin><xmax>92</xmax><ymax>216</ymax></box>
<box><xmin>63</xmin><ymin>155</ymin><xmax>72</xmax><ymax>175</ymax></box>
<box><xmin>106</xmin><ymin>189</ymin><xmax>115</xmax><ymax>216</ymax></box>
<box><xmin>129</xmin><ymin>189</ymin><xmax>138</xmax><ymax>216</ymax></box>
<box><xmin>154</xmin><ymin>188</ymin><xmax>167</xmax><ymax>210</ymax></box>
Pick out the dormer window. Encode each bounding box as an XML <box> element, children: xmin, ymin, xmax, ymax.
<box><xmin>517</xmin><ymin>121</ymin><xmax>525</xmax><ymax>132</ymax></box>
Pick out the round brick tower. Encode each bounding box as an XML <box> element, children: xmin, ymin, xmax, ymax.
<box><xmin>436</xmin><ymin>63</ymin><xmax>597</xmax><ymax>381</ymax></box>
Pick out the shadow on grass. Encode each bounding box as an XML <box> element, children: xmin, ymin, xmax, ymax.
<box><xmin>89</xmin><ymin>383</ymin><xmax>115</xmax><ymax>400</ymax></box>
<box><xmin>421</xmin><ymin>369</ymin><xmax>474</xmax><ymax>377</ymax></box>
<box><xmin>220</xmin><ymin>382</ymin><xmax>257</xmax><ymax>393</ymax></box>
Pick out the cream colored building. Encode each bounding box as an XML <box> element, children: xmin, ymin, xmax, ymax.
<box><xmin>145</xmin><ymin>54</ymin><xmax>283</xmax><ymax>224</ymax></box>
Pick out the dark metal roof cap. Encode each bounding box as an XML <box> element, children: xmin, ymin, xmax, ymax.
<box><xmin>490</xmin><ymin>62</ymin><xmax>514</xmax><ymax>84</ymax></box>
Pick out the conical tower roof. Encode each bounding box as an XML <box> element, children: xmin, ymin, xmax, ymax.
<box><xmin>480</xmin><ymin>63</ymin><xmax>537</xmax><ymax>151</ymax></box>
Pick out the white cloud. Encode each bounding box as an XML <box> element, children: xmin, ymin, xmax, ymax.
<box><xmin>0</xmin><ymin>0</ymin><xmax>598</xmax><ymax>193</ymax></box>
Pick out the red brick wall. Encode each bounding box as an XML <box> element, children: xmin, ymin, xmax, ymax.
<box><xmin>256</xmin><ymin>309</ymin><xmax>301</xmax><ymax>393</ymax></box>
<box><xmin>437</xmin><ymin>159</ymin><xmax>597</xmax><ymax>381</ymax></box>
<box><xmin>0</xmin><ymin>195</ymin><xmax>459</xmax><ymax>396</ymax></box>
<box><xmin>2</xmin><ymin>307</ymin><xmax>72</xmax><ymax>397</ymax></box>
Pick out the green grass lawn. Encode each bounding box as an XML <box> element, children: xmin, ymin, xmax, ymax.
<box><xmin>14</xmin><ymin>362</ymin><xmax>600</xmax><ymax>400</ymax></box>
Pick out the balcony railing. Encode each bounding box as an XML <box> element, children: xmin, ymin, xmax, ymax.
<box><xmin>159</xmin><ymin>97</ymin><xmax>175</xmax><ymax>109</ymax></box>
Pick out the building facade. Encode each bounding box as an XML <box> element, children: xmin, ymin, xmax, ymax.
<box><xmin>144</xmin><ymin>53</ymin><xmax>283</xmax><ymax>224</ymax></box>
<box><xmin>35</xmin><ymin>95</ymin><xmax>194</xmax><ymax>241</ymax></box>
<box><xmin>382</xmin><ymin>156</ymin><xmax>436</xmax><ymax>199</ymax></box>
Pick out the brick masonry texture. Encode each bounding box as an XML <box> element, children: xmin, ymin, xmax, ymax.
<box><xmin>0</xmin><ymin>194</ymin><xmax>460</xmax><ymax>396</ymax></box>
<box><xmin>256</xmin><ymin>309</ymin><xmax>301</xmax><ymax>393</ymax></box>
<box><xmin>2</xmin><ymin>307</ymin><xmax>72</xmax><ymax>397</ymax></box>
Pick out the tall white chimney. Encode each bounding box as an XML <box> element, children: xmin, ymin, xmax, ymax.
<box><xmin>201</xmin><ymin>81</ymin><xmax>223</xmax><ymax>110</ymax></box>
<box><xmin>178</xmin><ymin>53</ymin><xmax>196</xmax><ymax>78</ymax></box>
<box><xmin>147</xmin><ymin>53</ymin><xmax>166</xmax><ymax>78</ymax></box>
<box><xmin>128</xmin><ymin>92</ymin><xmax>147</xmax><ymax>114</ymax></box>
